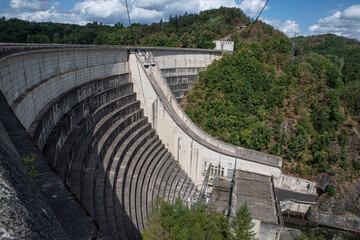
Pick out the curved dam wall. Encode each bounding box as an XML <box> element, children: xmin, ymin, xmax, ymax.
<box><xmin>0</xmin><ymin>44</ymin><xmax>283</xmax><ymax>239</ymax></box>
<box><xmin>152</xmin><ymin>48</ymin><xmax>218</xmax><ymax>102</ymax></box>
<box><xmin>130</xmin><ymin>52</ymin><xmax>282</xmax><ymax>187</ymax></box>
<box><xmin>0</xmin><ymin>45</ymin><xmax>197</xmax><ymax>239</ymax></box>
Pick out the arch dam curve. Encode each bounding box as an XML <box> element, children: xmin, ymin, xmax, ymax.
<box><xmin>0</xmin><ymin>43</ymin><xmax>282</xmax><ymax>239</ymax></box>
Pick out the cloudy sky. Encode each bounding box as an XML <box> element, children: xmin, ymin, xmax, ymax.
<box><xmin>1</xmin><ymin>0</ymin><xmax>360</xmax><ymax>40</ymax></box>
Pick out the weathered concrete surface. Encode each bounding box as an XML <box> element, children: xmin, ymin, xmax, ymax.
<box><xmin>210</xmin><ymin>177</ymin><xmax>232</xmax><ymax>215</ymax></box>
<box><xmin>257</xmin><ymin>222</ymin><xmax>282</xmax><ymax>240</ymax></box>
<box><xmin>0</xmin><ymin>121</ymin><xmax>69</xmax><ymax>239</ymax></box>
<box><xmin>161</xmin><ymin>67</ymin><xmax>204</xmax><ymax>102</ymax></box>
<box><xmin>0</xmin><ymin>91</ymin><xmax>98</xmax><ymax>239</ymax></box>
<box><xmin>276</xmin><ymin>174</ymin><xmax>317</xmax><ymax>195</ymax></box>
<box><xmin>277</xmin><ymin>188</ymin><xmax>318</xmax><ymax>215</ymax></box>
<box><xmin>0</xmin><ymin>47</ymin><xmax>128</xmax><ymax>131</ymax></box>
<box><xmin>307</xmin><ymin>206</ymin><xmax>360</xmax><ymax>232</ymax></box>
<box><xmin>234</xmin><ymin>171</ymin><xmax>278</xmax><ymax>224</ymax></box>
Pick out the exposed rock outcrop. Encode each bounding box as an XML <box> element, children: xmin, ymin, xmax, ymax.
<box><xmin>307</xmin><ymin>175</ymin><xmax>360</xmax><ymax>232</ymax></box>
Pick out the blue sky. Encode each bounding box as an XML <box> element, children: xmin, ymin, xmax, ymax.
<box><xmin>1</xmin><ymin>0</ymin><xmax>360</xmax><ymax>40</ymax></box>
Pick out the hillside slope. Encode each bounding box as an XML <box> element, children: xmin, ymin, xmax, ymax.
<box><xmin>185</xmin><ymin>29</ymin><xmax>360</xmax><ymax>195</ymax></box>
<box><xmin>0</xmin><ymin>7</ymin><xmax>250</xmax><ymax>48</ymax></box>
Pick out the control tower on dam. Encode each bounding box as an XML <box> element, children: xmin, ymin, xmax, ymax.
<box><xmin>0</xmin><ymin>43</ymin><xmax>290</xmax><ymax>239</ymax></box>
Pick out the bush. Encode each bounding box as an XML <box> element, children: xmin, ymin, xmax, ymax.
<box><xmin>249</xmin><ymin>124</ymin><xmax>272</xmax><ymax>151</ymax></box>
<box><xmin>340</xmin><ymin>160</ymin><xmax>349</xmax><ymax>170</ymax></box>
<box><xmin>326</xmin><ymin>184</ymin><xmax>336</xmax><ymax>196</ymax></box>
<box><xmin>337</xmin><ymin>133</ymin><xmax>348</xmax><ymax>146</ymax></box>
<box><xmin>22</xmin><ymin>155</ymin><xmax>38</xmax><ymax>178</ymax></box>
<box><xmin>313</xmin><ymin>151</ymin><xmax>327</xmax><ymax>165</ymax></box>
<box><xmin>353</xmin><ymin>160</ymin><xmax>360</xmax><ymax>170</ymax></box>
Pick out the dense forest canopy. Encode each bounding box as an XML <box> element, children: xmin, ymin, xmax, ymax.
<box><xmin>185</xmin><ymin>24</ymin><xmax>360</xmax><ymax>184</ymax></box>
<box><xmin>0</xmin><ymin>7</ymin><xmax>250</xmax><ymax>48</ymax></box>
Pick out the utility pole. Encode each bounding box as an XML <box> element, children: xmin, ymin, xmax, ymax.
<box><xmin>290</xmin><ymin>31</ymin><xmax>296</xmax><ymax>59</ymax></box>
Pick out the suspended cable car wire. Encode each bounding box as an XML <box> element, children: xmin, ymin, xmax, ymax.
<box><xmin>241</xmin><ymin>0</ymin><xmax>270</xmax><ymax>43</ymax></box>
<box><xmin>124</xmin><ymin>0</ymin><xmax>136</xmax><ymax>49</ymax></box>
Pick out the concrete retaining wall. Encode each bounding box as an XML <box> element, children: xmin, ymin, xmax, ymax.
<box><xmin>276</xmin><ymin>175</ymin><xmax>317</xmax><ymax>194</ymax></box>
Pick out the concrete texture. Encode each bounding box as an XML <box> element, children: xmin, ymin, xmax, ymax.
<box><xmin>0</xmin><ymin>92</ymin><xmax>97</xmax><ymax>239</ymax></box>
<box><xmin>276</xmin><ymin>174</ymin><xmax>317</xmax><ymax>194</ymax></box>
<box><xmin>234</xmin><ymin>171</ymin><xmax>278</xmax><ymax>224</ymax></box>
<box><xmin>0</xmin><ymin>121</ymin><xmax>70</xmax><ymax>240</ymax></box>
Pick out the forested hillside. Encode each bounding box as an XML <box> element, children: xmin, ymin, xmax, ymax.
<box><xmin>185</xmin><ymin>28</ymin><xmax>360</xmax><ymax>185</ymax></box>
<box><xmin>0</xmin><ymin>7</ymin><xmax>249</xmax><ymax>48</ymax></box>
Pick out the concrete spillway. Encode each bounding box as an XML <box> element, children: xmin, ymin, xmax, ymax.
<box><xmin>0</xmin><ymin>44</ymin><xmax>283</xmax><ymax>239</ymax></box>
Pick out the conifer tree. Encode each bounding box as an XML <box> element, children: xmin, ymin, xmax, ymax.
<box><xmin>230</xmin><ymin>203</ymin><xmax>256</xmax><ymax>240</ymax></box>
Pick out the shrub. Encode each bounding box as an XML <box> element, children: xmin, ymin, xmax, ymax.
<box><xmin>22</xmin><ymin>155</ymin><xmax>38</xmax><ymax>178</ymax></box>
<box><xmin>326</xmin><ymin>184</ymin><xmax>336</xmax><ymax>196</ymax></box>
<box><xmin>340</xmin><ymin>160</ymin><xmax>349</xmax><ymax>170</ymax></box>
<box><xmin>337</xmin><ymin>133</ymin><xmax>348</xmax><ymax>146</ymax></box>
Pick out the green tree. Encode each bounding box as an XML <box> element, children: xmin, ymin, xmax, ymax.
<box><xmin>230</xmin><ymin>203</ymin><xmax>256</xmax><ymax>240</ymax></box>
<box><xmin>326</xmin><ymin>184</ymin><xmax>336</xmax><ymax>196</ymax></box>
<box><xmin>143</xmin><ymin>197</ymin><xmax>228</xmax><ymax>240</ymax></box>
<box><xmin>142</xmin><ymin>197</ymin><xmax>167</xmax><ymax>240</ymax></box>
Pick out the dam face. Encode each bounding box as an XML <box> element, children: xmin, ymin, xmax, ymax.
<box><xmin>0</xmin><ymin>44</ymin><xmax>282</xmax><ymax>239</ymax></box>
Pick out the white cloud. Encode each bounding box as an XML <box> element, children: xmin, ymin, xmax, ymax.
<box><xmin>10</xmin><ymin>0</ymin><xmax>50</xmax><ymax>11</ymax></box>
<box><xmin>239</xmin><ymin>0</ymin><xmax>269</xmax><ymax>18</ymax></box>
<box><xmin>1</xmin><ymin>0</ymin><xmax>271</xmax><ymax>26</ymax></box>
<box><xmin>10</xmin><ymin>6</ymin><xmax>87</xmax><ymax>24</ymax></box>
<box><xmin>72</xmin><ymin>0</ymin><xmax>127</xmax><ymax>23</ymax></box>
<box><xmin>342</xmin><ymin>4</ymin><xmax>360</xmax><ymax>20</ymax></box>
<box><xmin>263</xmin><ymin>18</ymin><xmax>300</xmax><ymax>37</ymax></box>
<box><xmin>309</xmin><ymin>4</ymin><xmax>360</xmax><ymax>40</ymax></box>
<box><xmin>279</xmin><ymin>20</ymin><xmax>300</xmax><ymax>36</ymax></box>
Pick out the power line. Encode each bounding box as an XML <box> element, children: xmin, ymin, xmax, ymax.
<box><xmin>124</xmin><ymin>0</ymin><xmax>136</xmax><ymax>48</ymax></box>
<box><xmin>124</xmin><ymin>0</ymin><xmax>148</xmax><ymax>117</ymax></box>
<box><xmin>241</xmin><ymin>0</ymin><xmax>270</xmax><ymax>42</ymax></box>
<box><xmin>290</xmin><ymin>31</ymin><xmax>297</xmax><ymax>59</ymax></box>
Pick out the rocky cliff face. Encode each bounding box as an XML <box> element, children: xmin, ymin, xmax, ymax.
<box><xmin>307</xmin><ymin>174</ymin><xmax>360</xmax><ymax>232</ymax></box>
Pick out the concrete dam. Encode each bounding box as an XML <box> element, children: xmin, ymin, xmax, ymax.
<box><xmin>0</xmin><ymin>43</ymin><xmax>297</xmax><ymax>239</ymax></box>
